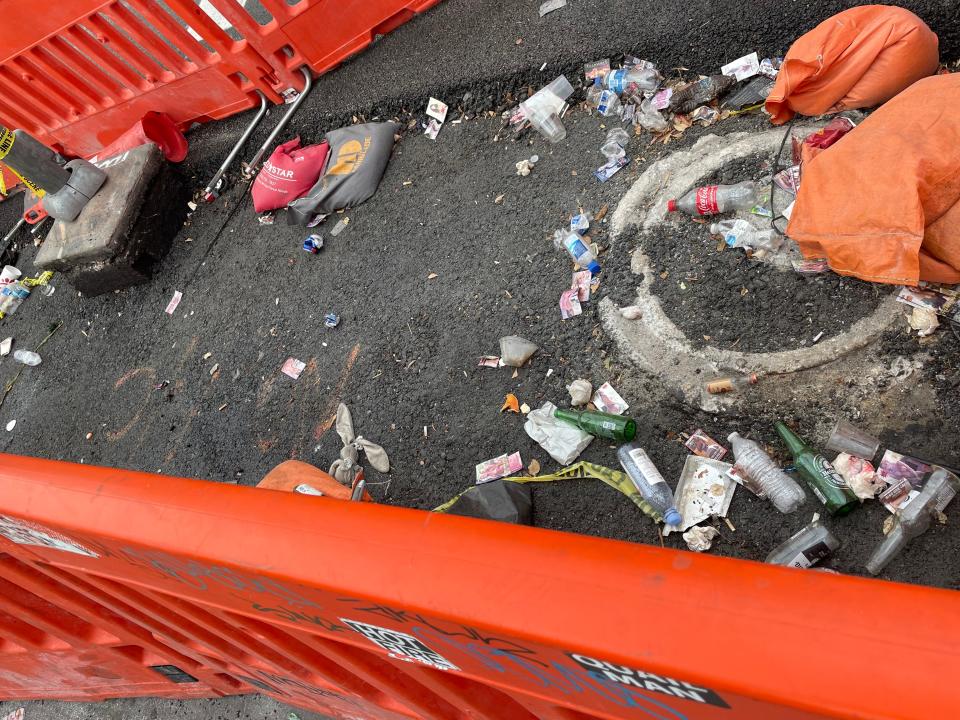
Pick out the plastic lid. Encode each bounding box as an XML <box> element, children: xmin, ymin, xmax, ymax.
<box><xmin>667</xmin><ymin>199</ymin><xmax>678</xmax><ymax>212</ymax></box>
<box><xmin>593</xmin><ymin>77</ymin><xmax>602</xmax><ymax>86</ymax></box>
<box><xmin>664</xmin><ymin>508</ymin><xmax>682</xmax><ymax>527</ymax></box>
<box><xmin>587</xmin><ymin>260</ymin><xmax>601</xmax><ymax>274</ymax></box>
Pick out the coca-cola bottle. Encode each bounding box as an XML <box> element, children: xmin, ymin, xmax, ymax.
<box><xmin>667</xmin><ymin>181</ymin><xmax>758</xmax><ymax>216</ymax></box>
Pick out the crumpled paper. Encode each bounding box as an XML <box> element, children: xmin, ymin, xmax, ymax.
<box><xmin>566</xmin><ymin>379</ymin><xmax>592</xmax><ymax>407</ymax></box>
<box><xmin>683</xmin><ymin>526</ymin><xmax>720</xmax><ymax>552</ymax></box>
<box><xmin>832</xmin><ymin>452</ymin><xmax>883</xmax><ymax>500</ymax></box>
<box><xmin>524</xmin><ymin>401</ymin><xmax>592</xmax><ymax>465</ymax></box>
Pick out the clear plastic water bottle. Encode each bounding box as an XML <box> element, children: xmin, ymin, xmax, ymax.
<box><xmin>866</xmin><ymin>468</ymin><xmax>960</xmax><ymax>575</ymax></box>
<box><xmin>556</xmin><ymin>231</ymin><xmax>601</xmax><ymax>274</ymax></box>
<box><xmin>600</xmin><ymin>127</ymin><xmax>631</xmax><ymax>160</ymax></box>
<box><xmin>586</xmin><ymin>77</ymin><xmax>604</xmax><ymax>108</ymax></box>
<box><xmin>728</xmin><ymin>432</ymin><xmax>805</xmax><ymax>513</ymax></box>
<box><xmin>0</xmin><ymin>282</ymin><xmax>30</xmax><ymax>316</ymax></box>
<box><xmin>597</xmin><ymin>89</ymin><xmax>621</xmax><ymax>117</ymax></box>
<box><xmin>605</xmin><ymin>67</ymin><xmax>660</xmax><ymax>93</ymax></box>
<box><xmin>13</xmin><ymin>350</ymin><xmax>41</xmax><ymax>366</ymax></box>
<box><xmin>668</xmin><ymin>181</ymin><xmax>758</xmax><ymax>216</ymax></box>
<box><xmin>709</xmin><ymin>219</ymin><xmax>783</xmax><ymax>252</ymax></box>
<box><xmin>617</xmin><ymin>443</ymin><xmax>682</xmax><ymax>526</ymax></box>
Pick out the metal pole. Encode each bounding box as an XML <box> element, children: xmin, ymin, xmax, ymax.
<box><xmin>202</xmin><ymin>90</ymin><xmax>269</xmax><ymax>202</ymax></box>
<box><xmin>241</xmin><ymin>66</ymin><xmax>314</xmax><ymax>180</ymax></box>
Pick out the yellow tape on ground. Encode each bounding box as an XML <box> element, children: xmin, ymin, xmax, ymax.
<box><xmin>0</xmin><ymin>128</ymin><xmax>14</xmax><ymax>160</ymax></box>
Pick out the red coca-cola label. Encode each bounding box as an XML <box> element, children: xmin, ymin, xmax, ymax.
<box><xmin>695</xmin><ymin>185</ymin><xmax>719</xmax><ymax>215</ymax></box>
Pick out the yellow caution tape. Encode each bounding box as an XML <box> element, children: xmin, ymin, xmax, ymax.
<box><xmin>0</xmin><ymin>128</ymin><xmax>13</xmax><ymax>160</ymax></box>
<box><xmin>0</xmin><ymin>130</ymin><xmax>45</xmax><ymax>197</ymax></box>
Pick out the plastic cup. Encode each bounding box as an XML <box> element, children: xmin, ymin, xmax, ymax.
<box><xmin>825</xmin><ymin>420</ymin><xmax>880</xmax><ymax>460</ymax></box>
<box><xmin>0</xmin><ymin>266</ymin><xmax>21</xmax><ymax>285</ymax></box>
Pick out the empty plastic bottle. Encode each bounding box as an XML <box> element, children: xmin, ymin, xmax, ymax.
<box><xmin>865</xmin><ymin>468</ymin><xmax>960</xmax><ymax>575</ymax></box>
<box><xmin>728</xmin><ymin>432</ymin><xmax>805</xmax><ymax>513</ymax></box>
<box><xmin>669</xmin><ymin>74</ymin><xmax>735</xmax><ymax>114</ymax></box>
<box><xmin>668</xmin><ymin>181</ymin><xmax>758</xmax><ymax>216</ymax></box>
<box><xmin>710</xmin><ymin>219</ymin><xmax>784</xmax><ymax>252</ymax></box>
<box><xmin>13</xmin><ymin>350</ymin><xmax>41</xmax><ymax>367</ymax></box>
<box><xmin>586</xmin><ymin>77</ymin><xmax>604</xmax><ymax>108</ymax></box>
<box><xmin>605</xmin><ymin>66</ymin><xmax>660</xmax><ymax>93</ymax></box>
<box><xmin>766</xmin><ymin>520</ymin><xmax>840</xmax><ymax>568</ymax></box>
<box><xmin>0</xmin><ymin>282</ymin><xmax>30</xmax><ymax>316</ymax></box>
<box><xmin>617</xmin><ymin>443</ymin><xmax>682</xmax><ymax>526</ymax></box>
<box><xmin>635</xmin><ymin>97</ymin><xmax>669</xmax><ymax>132</ymax></box>
<box><xmin>600</xmin><ymin>127</ymin><xmax>631</xmax><ymax>159</ymax></box>
<box><xmin>556</xmin><ymin>231</ymin><xmax>601</xmax><ymax>274</ymax></box>
<box><xmin>596</xmin><ymin>89</ymin><xmax>621</xmax><ymax>117</ymax></box>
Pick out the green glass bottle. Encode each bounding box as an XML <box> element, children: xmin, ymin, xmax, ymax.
<box><xmin>553</xmin><ymin>408</ymin><xmax>636</xmax><ymax>442</ymax></box>
<box><xmin>775</xmin><ymin>421</ymin><xmax>858</xmax><ymax>516</ymax></box>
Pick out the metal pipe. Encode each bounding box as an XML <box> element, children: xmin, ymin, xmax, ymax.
<box><xmin>202</xmin><ymin>90</ymin><xmax>269</xmax><ymax>202</ymax></box>
<box><xmin>1</xmin><ymin>218</ymin><xmax>25</xmax><ymax>248</ymax></box>
<box><xmin>241</xmin><ymin>66</ymin><xmax>314</xmax><ymax>180</ymax></box>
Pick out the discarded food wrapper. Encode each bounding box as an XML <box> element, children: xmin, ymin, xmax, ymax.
<box><xmin>303</xmin><ymin>234</ymin><xmax>323</xmax><ymax>254</ymax></box>
<box><xmin>0</xmin><ymin>338</ymin><xmax>11</xmax><ymax>356</ymax></box>
<box><xmin>559</xmin><ymin>288</ymin><xmax>582</xmax><ymax>320</ymax></box>
<box><xmin>665</xmin><ymin>456</ymin><xmax>736</xmax><ymax>535</ymax></box>
<box><xmin>445</xmin><ymin>479</ymin><xmax>533</xmax><ymax>524</ymax></box>
<box><xmin>501</xmin><ymin>393</ymin><xmax>520</xmax><ymax>413</ymax></box>
<box><xmin>683</xmin><ymin>525</ymin><xmax>720</xmax><ymax>552</ymax></box>
<box><xmin>908</xmin><ymin>306</ymin><xmax>940</xmax><ymax>336</ymax></box>
<box><xmin>685</xmin><ymin>429</ymin><xmax>728</xmax><ymax>460</ymax></box>
<box><xmin>524</xmin><ymin>401</ymin><xmax>592</xmax><ymax>465</ymax></box>
<box><xmin>571</xmin><ymin>270</ymin><xmax>591</xmax><ymax>302</ymax></box>
<box><xmin>774</xmin><ymin>165</ymin><xmax>801</xmax><ymax>194</ymax></box>
<box><xmin>567</xmin><ymin>378</ymin><xmax>592</xmax><ymax>407</ymax></box>
<box><xmin>478</xmin><ymin>355</ymin><xmax>504</xmax><ymax>368</ymax></box>
<box><xmin>258</xmin><ymin>212</ymin><xmax>275</xmax><ymax>225</ymax></box>
<box><xmin>876</xmin><ymin>450</ymin><xmax>934</xmax><ymax>513</ymax></box>
<box><xmin>896</xmin><ymin>286</ymin><xmax>960</xmax><ymax>324</ymax></box>
<box><xmin>620</xmin><ymin>305</ymin><xmax>642</xmax><ymax>320</ymax></box>
<box><xmin>594</xmin><ymin>156</ymin><xmax>629</xmax><ymax>183</ymax></box>
<box><xmin>324</xmin><ymin>313</ymin><xmax>340</xmax><ymax>328</ymax></box>
<box><xmin>538</xmin><ymin>0</ymin><xmax>566</xmax><ymax>17</ymax></box>
<box><xmin>726</xmin><ymin>463</ymin><xmax>766</xmax><ymax>498</ymax></box>
<box><xmin>759</xmin><ymin>57</ymin><xmax>782</xmax><ymax>79</ymax></box>
<box><xmin>165</xmin><ymin>290</ymin><xmax>183</xmax><ymax>315</ymax></box>
<box><xmin>281</xmin><ymin>357</ymin><xmax>306</xmax><ymax>380</ymax></box>
<box><xmin>584</xmin><ymin>59</ymin><xmax>611</xmax><ymax>81</ymax></box>
<box><xmin>689</xmin><ymin>106</ymin><xmax>720</xmax><ymax>124</ymax></box>
<box><xmin>476</xmin><ymin>451</ymin><xmax>523</xmax><ymax>484</ymax></box>
<box><xmin>833</xmin><ymin>452</ymin><xmax>884</xmax><ymax>500</ymax></box>
<box><xmin>721</xmin><ymin>51</ymin><xmax>760</xmax><ymax>81</ymax></box>
<box><xmin>792</xmin><ymin>257</ymin><xmax>830</xmax><ymax>275</ymax></box>
<box><xmin>650</xmin><ymin>88</ymin><xmax>673</xmax><ymax>110</ymax></box>
<box><xmin>426</xmin><ymin>97</ymin><xmax>449</xmax><ymax>123</ymax></box>
<box><xmin>499</xmin><ymin>335</ymin><xmax>538</xmax><ymax>367</ymax></box>
<box><xmin>592</xmin><ymin>382</ymin><xmax>628</xmax><ymax>414</ymax></box>
<box><xmin>424</xmin><ymin>118</ymin><xmax>443</xmax><ymax>140</ymax></box>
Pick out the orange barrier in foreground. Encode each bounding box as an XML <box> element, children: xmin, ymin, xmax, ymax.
<box><xmin>0</xmin><ymin>453</ymin><xmax>956</xmax><ymax>718</ymax></box>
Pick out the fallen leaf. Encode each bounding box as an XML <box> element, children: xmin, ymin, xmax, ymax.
<box><xmin>501</xmin><ymin>393</ymin><xmax>520</xmax><ymax>413</ymax></box>
<box><xmin>515</xmin><ymin>37</ymin><xmax>523</xmax><ymax>45</ymax></box>
<box><xmin>740</xmin><ymin>287</ymin><xmax>749</xmax><ymax>296</ymax></box>
<box><xmin>660</xmin><ymin>270</ymin><xmax>669</xmax><ymax>279</ymax></box>
<box><xmin>594</xmin><ymin>204</ymin><xmax>609</xmax><ymax>222</ymax></box>
<box><xmin>702</xmin><ymin>335</ymin><xmax>711</xmax><ymax>341</ymax></box>
<box><xmin>528</xmin><ymin>459</ymin><xmax>541</xmax><ymax>476</ymax></box>
<box><xmin>571</xmin><ymin>170</ymin><xmax>578</xmax><ymax>176</ymax></box>
<box><xmin>427</xmin><ymin>273</ymin><xmax>438</xmax><ymax>280</ymax></box>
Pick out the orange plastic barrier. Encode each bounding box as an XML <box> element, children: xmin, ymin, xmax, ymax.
<box><xmin>0</xmin><ymin>453</ymin><xmax>957</xmax><ymax>718</ymax></box>
<box><xmin>0</xmin><ymin>0</ymin><xmax>442</xmax><ymax>156</ymax></box>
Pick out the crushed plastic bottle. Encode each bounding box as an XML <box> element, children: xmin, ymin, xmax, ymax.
<box><xmin>669</xmin><ymin>74</ymin><xmax>735</xmax><ymax>114</ymax></box>
<box><xmin>13</xmin><ymin>350</ymin><xmax>41</xmax><ymax>367</ymax></box>
<box><xmin>586</xmin><ymin>77</ymin><xmax>604</xmax><ymax>108</ymax></box>
<box><xmin>865</xmin><ymin>467</ymin><xmax>960</xmax><ymax>575</ymax></box>
<box><xmin>766</xmin><ymin>520</ymin><xmax>840</xmax><ymax>568</ymax></box>
<box><xmin>617</xmin><ymin>443</ymin><xmax>682</xmax><ymax>526</ymax></box>
<box><xmin>600</xmin><ymin>127</ymin><xmax>631</xmax><ymax>159</ymax></box>
<box><xmin>605</xmin><ymin>66</ymin><xmax>660</xmax><ymax>93</ymax></box>
<box><xmin>635</xmin><ymin>97</ymin><xmax>669</xmax><ymax>132</ymax></box>
<box><xmin>570</xmin><ymin>212</ymin><xmax>591</xmax><ymax>235</ymax></box>
<box><xmin>710</xmin><ymin>219</ymin><xmax>784</xmax><ymax>252</ymax></box>
<box><xmin>728</xmin><ymin>432</ymin><xmax>805</xmax><ymax>513</ymax></box>
<box><xmin>0</xmin><ymin>282</ymin><xmax>30</xmax><ymax>316</ymax></box>
<box><xmin>556</xmin><ymin>231</ymin><xmax>601</xmax><ymax>274</ymax></box>
<box><xmin>668</xmin><ymin>181</ymin><xmax>758</xmax><ymax>216</ymax></box>
<box><xmin>596</xmin><ymin>89</ymin><xmax>621</xmax><ymax>117</ymax></box>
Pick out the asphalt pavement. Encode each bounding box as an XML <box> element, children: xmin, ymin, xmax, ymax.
<box><xmin>1</xmin><ymin>1</ymin><xmax>959</xmax><ymax>717</ymax></box>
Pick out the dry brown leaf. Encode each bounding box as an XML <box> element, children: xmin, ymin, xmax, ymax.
<box><xmin>528</xmin><ymin>459</ymin><xmax>541</xmax><ymax>476</ymax></box>
<box><xmin>501</xmin><ymin>393</ymin><xmax>520</xmax><ymax>413</ymax></box>
<box><xmin>594</xmin><ymin>204</ymin><xmax>609</xmax><ymax>222</ymax></box>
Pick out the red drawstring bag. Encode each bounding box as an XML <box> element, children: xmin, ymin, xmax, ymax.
<box><xmin>251</xmin><ymin>138</ymin><xmax>329</xmax><ymax>213</ymax></box>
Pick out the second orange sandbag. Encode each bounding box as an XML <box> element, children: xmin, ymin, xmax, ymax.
<box><xmin>786</xmin><ymin>73</ymin><xmax>960</xmax><ymax>285</ymax></box>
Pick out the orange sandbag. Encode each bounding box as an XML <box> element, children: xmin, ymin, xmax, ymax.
<box><xmin>786</xmin><ymin>73</ymin><xmax>960</xmax><ymax>285</ymax></box>
<box><xmin>766</xmin><ymin>5</ymin><xmax>939</xmax><ymax>125</ymax></box>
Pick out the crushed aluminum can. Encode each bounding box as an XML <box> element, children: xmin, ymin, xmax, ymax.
<box><xmin>303</xmin><ymin>234</ymin><xmax>323</xmax><ymax>254</ymax></box>
<box><xmin>324</xmin><ymin>313</ymin><xmax>340</xmax><ymax>328</ymax></box>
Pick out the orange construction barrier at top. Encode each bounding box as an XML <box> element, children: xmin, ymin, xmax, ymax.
<box><xmin>0</xmin><ymin>0</ymin><xmax>443</xmax><ymax>156</ymax></box>
<box><xmin>0</xmin><ymin>453</ymin><xmax>957</xmax><ymax>718</ymax></box>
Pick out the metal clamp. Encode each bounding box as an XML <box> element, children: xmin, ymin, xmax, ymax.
<box><xmin>241</xmin><ymin>66</ymin><xmax>315</xmax><ymax>180</ymax></box>
<box><xmin>202</xmin><ymin>90</ymin><xmax>268</xmax><ymax>202</ymax></box>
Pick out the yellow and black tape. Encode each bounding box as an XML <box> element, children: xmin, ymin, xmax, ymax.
<box><xmin>0</xmin><ymin>128</ymin><xmax>14</xmax><ymax>160</ymax></box>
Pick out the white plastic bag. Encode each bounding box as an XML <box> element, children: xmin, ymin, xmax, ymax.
<box><xmin>524</xmin><ymin>401</ymin><xmax>592</xmax><ymax>465</ymax></box>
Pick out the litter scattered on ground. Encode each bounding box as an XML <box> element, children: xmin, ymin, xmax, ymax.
<box><xmin>303</xmin><ymin>234</ymin><xmax>323</xmax><ymax>253</ymax></box>
<box><xmin>525</xmin><ymin>401</ymin><xmax>592</xmax><ymax>465</ymax></box>
<box><xmin>832</xmin><ymin>453</ymin><xmax>883</xmax><ymax>500</ymax></box>
<box><xmin>0</xmin><ymin>337</ymin><xmax>11</xmax><ymax>356</ymax></box>
<box><xmin>5</xmin><ymin>420</ymin><xmax>15</xmax><ymax>432</ymax></box>
<box><xmin>766</xmin><ymin>520</ymin><xmax>839</xmax><ymax>568</ymax></box>
<box><xmin>876</xmin><ymin>450</ymin><xmax>934</xmax><ymax>513</ymax></box>
<box><xmin>329</xmin><ymin>403</ymin><xmax>390</xmax><ymax>485</ymax></box>
<box><xmin>566</xmin><ymin>378</ymin><xmax>592</xmax><ymax>406</ymax></box>
<box><xmin>476</xmin><ymin>452</ymin><xmax>523</xmax><ymax>484</ymax></box>
<box><xmin>499</xmin><ymin>335</ymin><xmax>538</xmax><ymax>367</ymax></box>
<box><xmin>559</xmin><ymin>288</ymin><xmax>582</xmax><ymax>319</ymax></box>
<box><xmin>682</xmin><ymin>525</ymin><xmax>720</xmax><ymax>552</ymax></box>
<box><xmin>592</xmin><ymin>382</ymin><xmax>628</xmax><ymax>414</ymax></box>
<box><xmin>280</xmin><ymin>357</ymin><xmax>306</xmax><ymax>380</ymax></box>
<box><xmin>501</xmin><ymin>393</ymin><xmax>520</xmax><ymax>413</ymax></box>
<box><xmin>665</xmin><ymin>455</ymin><xmax>736</xmax><ymax>535</ymax></box>
<box><xmin>324</xmin><ymin>312</ymin><xmax>340</xmax><ymax>328</ymax></box>
<box><xmin>164</xmin><ymin>291</ymin><xmax>183</xmax><ymax>315</ymax></box>
<box><xmin>620</xmin><ymin>306</ymin><xmax>642</xmax><ymax>320</ymax></box>
<box><xmin>684</xmin><ymin>429</ymin><xmax>727</xmax><ymax>460</ymax></box>
<box><xmin>538</xmin><ymin>0</ymin><xmax>566</xmax><ymax>17</ymax></box>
